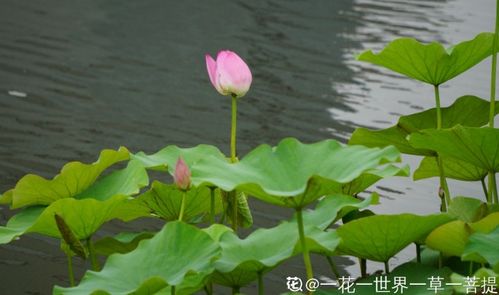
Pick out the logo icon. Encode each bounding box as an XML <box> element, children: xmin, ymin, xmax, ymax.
<box><xmin>286</xmin><ymin>276</ymin><xmax>303</xmax><ymax>292</ymax></box>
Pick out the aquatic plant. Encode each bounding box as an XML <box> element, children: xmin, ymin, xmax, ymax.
<box><xmin>0</xmin><ymin>3</ymin><xmax>498</xmax><ymax>295</ymax></box>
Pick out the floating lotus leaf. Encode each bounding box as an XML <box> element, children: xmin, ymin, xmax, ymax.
<box><xmin>192</xmin><ymin>138</ymin><xmax>401</xmax><ymax>208</ymax></box>
<box><xmin>462</xmin><ymin>227</ymin><xmax>499</xmax><ymax>270</ymax></box>
<box><xmin>448</xmin><ymin>197</ymin><xmax>487</xmax><ymax>223</ymax></box>
<box><xmin>54</xmin><ymin>222</ymin><xmax>221</xmax><ymax>295</ymax></box>
<box><xmin>94</xmin><ymin>232</ymin><xmax>154</xmax><ymax>256</ymax></box>
<box><xmin>414</xmin><ymin>156</ymin><xmax>487</xmax><ymax>181</ymax></box>
<box><xmin>357</xmin><ymin>32</ymin><xmax>496</xmax><ymax>85</ymax></box>
<box><xmin>337</xmin><ymin>213</ymin><xmax>452</xmax><ymax>262</ymax></box>
<box><xmin>409</xmin><ymin>126</ymin><xmax>499</xmax><ymax>172</ymax></box>
<box><xmin>316</xmin><ymin>263</ymin><xmax>453</xmax><ymax>295</ymax></box>
<box><xmin>9</xmin><ymin>147</ymin><xmax>129</xmax><ymax>208</ymax></box>
<box><xmin>425</xmin><ymin>213</ymin><xmax>499</xmax><ymax>257</ymax></box>
<box><xmin>350</xmin><ymin>96</ymin><xmax>496</xmax><ymax>157</ymax></box>
<box><xmin>0</xmin><ymin>195</ymin><xmax>149</xmax><ymax>243</ymax></box>
<box><xmin>137</xmin><ymin>181</ymin><xmax>223</xmax><ymax>222</ymax></box>
<box><xmin>132</xmin><ymin>144</ymin><xmax>226</xmax><ymax>172</ymax></box>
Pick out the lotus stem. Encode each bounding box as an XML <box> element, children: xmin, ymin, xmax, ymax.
<box><xmin>384</xmin><ymin>261</ymin><xmax>390</xmax><ymax>274</ymax></box>
<box><xmin>415</xmin><ymin>243</ymin><xmax>421</xmax><ymax>263</ymax></box>
<box><xmin>434</xmin><ymin>85</ymin><xmax>451</xmax><ymax>209</ymax></box>
<box><xmin>178</xmin><ymin>191</ymin><xmax>187</xmax><ymax>221</ymax></box>
<box><xmin>258</xmin><ymin>271</ymin><xmax>264</xmax><ymax>295</ymax></box>
<box><xmin>171</xmin><ymin>286</ymin><xmax>176</xmax><ymax>295</ymax></box>
<box><xmin>326</xmin><ymin>256</ymin><xmax>340</xmax><ymax>279</ymax></box>
<box><xmin>492</xmin><ymin>173</ymin><xmax>498</xmax><ymax>204</ymax></box>
<box><xmin>481</xmin><ymin>178</ymin><xmax>489</xmax><ymax>201</ymax></box>
<box><xmin>66</xmin><ymin>252</ymin><xmax>75</xmax><ymax>287</ymax></box>
<box><xmin>230</xmin><ymin>94</ymin><xmax>239</xmax><ymax>233</ymax></box>
<box><xmin>359</xmin><ymin>258</ymin><xmax>367</xmax><ymax>278</ymax></box>
<box><xmin>296</xmin><ymin>208</ymin><xmax>314</xmax><ymax>281</ymax></box>
<box><xmin>469</xmin><ymin>261</ymin><xmax>474</xmax><ymax>276</ymax></box>
<box><xmin>86</xmin><ymin>237</ymin><xmax>100</xmax><ymax>271</ymax></box>
<box><xmin>231</xmin><ymin>286</ymin><xmax>240</xmax><ymax>295</ymax></box>
<box><xmin>489</xmin><ymin>0</ymin><xmax>499</xmax><ymax>128</ymax></box>
<box><xmin>209</xmin><ymin>188</ymin><xmax>215</xmax><ymax>224</ymax></box>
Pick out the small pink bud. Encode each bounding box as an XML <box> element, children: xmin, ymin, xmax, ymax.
<box><xmin>174</xmin><ymin>157</ymin><xmax>191</xmax><ymax>190</ymax></box>
<box><xmin>205</xmin><ymin>50</ymin><xmax>252</xmax><ymax>98</ymax></box>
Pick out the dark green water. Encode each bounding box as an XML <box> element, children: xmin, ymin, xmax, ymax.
<box><xmin>0</xmin><ymin>0</ymin><xmax>495</xmax><ymax>293</ymax></box>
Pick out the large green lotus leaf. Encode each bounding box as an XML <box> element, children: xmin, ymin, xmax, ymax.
<box><xmin>357</xmin><ymin>33</ymin><xmax>496</xmax><ymax>85</ymax></box>
<box><xmin>414</xmin><ymin>156</ymin><xmax>487</xmax><ymax>181</ymax></box>
<box><xmin>337</xmin><ymin>213</ymin><xmax>452</xmax><ymax>262</ymax></box>
<box><xmin>208</xmin><ymin>195</ymin><xmax>363</xmax><ymax>288</ymax></box>
<box><xmin>27</xmin><ymin>195</ymin><xmax>149</xmax><ymax>239</ymax></box>
<box><xmin>349</xmin><ymin>96</ymin><xmax>496</xmax><ymax>156</ymax></box>
<box><xmin>0</xmin><ymin>189</ymin><xmax>13</xmax><ymax>205</ymax></box>
<box><xmin>212</xmin><ymin>216</ymin><xmax>340</xmax><ymax>287</ymax></box>
<box><xmin>316</xmin><ymin>262</ymin><xmax>453</xmax><ymax>295</ymax></box>
<box><xmin>94</xmin><ymin>232</ymin><xmax>154</xmax><ymax>256</ymax></box>
<box><xmin>410</xmin><ymin>126</ymin><xmax>499</xmax><ymax>172</ymax></box>
<box><xmin>462</xmin><ymin>227</ymin><xmax>499</xmax><ymax>269</ymax></box>
<box><xmin>425</xmin><ymin>214</ymin><xmax>499</xmax><ymax>257</ymax></box>
<box><xmin>54</xmin><ymin>221</ymin><xmax>221</xmax><ymax>295</ymax></box>
<box><xmin>0</xmin><ymin>206</ymin><xmax>44</xmax><ymax>244</ymax></box>
<box><xmin>10</xmin><ymin>147</ymin><xmax>129</xmax><ymax>209</ymax></box>
<box><xmin>137</xmin><ymin>181</ymin><xmax>223</xmax><ymax>222</ymax></box>
<box><xmin>192</xmin><ymin>138</ymin><xmax>401</xmax><ymax>208</ymax></box>
<box><xmin>132</xmin><ymin>144</ymin><xmax>226</xmax><ymax>172</ymax></box>
<box><xmin>342</xmin><ymin>165</ymin><xmax>409</xmax><ymax>195</ymax></box>
<box><xmin>75</xmin><ymin>159</ymin><xmax>149</xmax><ymax>201</ymax></box>
<box><xmin>448</xmin><ymin>197</ymin><xmax>488</xmax><ymax>223</ymax></box>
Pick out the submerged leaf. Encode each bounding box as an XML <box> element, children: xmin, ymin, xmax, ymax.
<box><xmin>54</xmin><ymin>222</ymin><xmax>221</xmax><ymax>295</ymax></box>
<box><xmin>192</xmin><ymin>138</ymin><xmax>402</xmax><ymax>208</ymax></box>
<box><xmin>10</xmin><ymin>147</ymin><xmax>129</xmax><ymax>208</ymax></box>
<box><xmin>357</xmin><ymin>32</ymin><xmax>496</xmax><ymax>85</ymax></box>
<box><xmin>337</xmin><ymin>213</ymin><xmax>452</xmax><ymax>262</ymax></box>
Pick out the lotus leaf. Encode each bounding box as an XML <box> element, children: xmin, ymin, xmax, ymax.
<box><xmin>357</xmin><ymin>33</ymin><xmax>497</xmax><ymax>85</ymax></box>
<box><xmin>191</xmin><ymin>138</ymin><xmax>401</xmax><ymax>208</ymax></box>
<box><xmin>337</xmin><ymin>213</ymin><xmax>452</xmax><ymax>262</ymax></box>
<box><xmin>54</xmin><ymin>222</ymin><xmax>221</xmax><ymax>295</ymax></box>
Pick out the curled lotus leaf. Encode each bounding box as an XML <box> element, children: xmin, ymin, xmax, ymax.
<box><xmin>9</xmin><ymin>147</ymin><xmax>130</xmax><ymax>209</ymax></box>
<box><xmin>191</xmin><ymin>138</ymin><xmax>402</xmax><ymax>208</ymax></box>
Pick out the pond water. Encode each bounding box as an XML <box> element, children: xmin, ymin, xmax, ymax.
<box><xmin>0</xmin><ymin>0</ymin><xmax>495</xmax><ymax>294</ymax></box>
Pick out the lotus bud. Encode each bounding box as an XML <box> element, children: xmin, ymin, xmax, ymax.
<box><xmin>205</xmin><ymin>50</ymin><xmax>252</xmax><ymax>98</ymax></box>
<box><xmin>174</xmin><ymin>157</ymin><xmax>191</xmax><ymax>191</ymax></box>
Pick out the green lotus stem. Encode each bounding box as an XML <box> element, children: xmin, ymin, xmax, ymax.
<box><xmin>230</xmin><ymin>94</ymin><xmax>238</xmax><ymax>233</ymax></box>
<box><xmin>415</xmin><ymin>243</ymin><xmax>421</xmax><ymax>263</ymax></box>
<box><xmin>359</xmin><ymin>258</ymin><xmax>367</xmax><ymax>278</ymax></box>
<box><xmin>296</xmin><ymin>208</ymin><xmax>314</xmax><ymax>281</ymax></box>
<box><xmin>258</xmin><ymin>271</ymin><xmax>264</xmax><ymax>295</ymax></box>
<box><xmin>178</xmin><ymin>191</ymin><xmax>187</xmax><ymax>221</ymax></box>
<box><xmin>469</xmin><ymin>261</ymin><xmax>474</xmax><ymax>276</ymax></box>
<box><xmin>171</xmin><ymin>286</ymin><xmax>176</xmax><ymax>295</ymax></box>
<box><xmin>481</xmin><ymin>178</ymin><xmax>489</xmax><ymax>201</ymax></box>
<box><xmin>326</xmin><ymin>256</ymin><xmax>340</xmax><ymax>279</ymax></box>
<box><xmin>86</xmin><ymin>237</ymin><xmax>100</xmax><ymax>271</ymax></box>
<box><xmin>492</xmin><ymin>173</ymin><xmax>498</xmax><ymax>204</ymax></box>
<box><xmin>434</xmin><ymin>85</ymin><xmax>451</xmax><ymax>209</ymax></box>
<box><xmin>489</xmin><ymin>0</ymin><xmax>499</xmax><ymax>127</ymax></box>
<box><xmin>66</xmin><ymin>252</ymin><xmax>75</xmax><ymax>287</ymax></box>
<box><xmin>209</xmin><ymin>188</ymin><xmax>215</xmax><ymax>224</ymax></box>
<box><xmin>231</xmin><ymin>286</ymin><xmax>240</xmax><ymax>295</ymax></box>
<box><xmin>438</xmin><ymin>252</ymin><xmax>443</xmax><ymax>269</ymax></box>
<box><xmin>384</xmin><ymin>261</ymin><xmax>390</xmax><ymax>274</ymax></box>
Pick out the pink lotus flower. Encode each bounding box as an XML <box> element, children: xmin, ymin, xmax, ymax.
<box><xmin>174</xmin><ymin>157</ymin><xmax>191</xmax><ymax>191</ymax></box>
<box><xmin>205</xmin><ymin>50</ymin><xmax>252</xmax><ymax>98</ymax></box>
